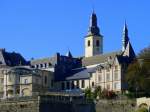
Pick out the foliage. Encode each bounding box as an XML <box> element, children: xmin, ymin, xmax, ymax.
<box><xmin>84</xmin><ymin>87</ymin><xmax>117</xmax><ymax>100</ymax></box>
<box><xmin>125</xmin><ymin>45</ymin><xmax>150</xmax><ymax>97</ymax></box>
<box><xmin>84</xmin><ymin>88</ymin><xmax>94</xmax><ymax>100</ymax></box>
<box><xmin>93</xmin><ymin>86</ymin><xmax>102</xmax><ymax>99</ymax></box>
<box><xmin>124</xmin><ymin>91</ymin><xmax>135</xmax><ymax>99</ymax></box>
<box><xmin>138</xmin><ymin>45</ymin><xmax>150</xmax><ymax>59</ymax></box>
<box><xmin>136</xmin><ymin>107</ymin><xmax>148</xmax><ymax>112</ymax></box>
<box><xmin>101</xmin><ymin>89</ymin><xmax>117</xmax><ymax>99</ymax></box>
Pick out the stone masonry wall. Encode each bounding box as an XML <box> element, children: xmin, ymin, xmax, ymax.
<box><xmin>96</xmin><ymin>99</ymin><xmax>136</xmax><ymax>112</ymax></box>
<box><xmin>0</xmin><ymin>97</ymin><xmax>40</xmax><ymax>112</ymax></box>
<box><xmin>0</xmin><ymin>95</ymin><xmax>95</xmax><ymax>112</ymax></box>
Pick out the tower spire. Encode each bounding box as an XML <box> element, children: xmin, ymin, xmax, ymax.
<box><xmin>122</xmin><ymin>21</ymin><xmax>129</xmax><ymax>51</ymax></box>
<box><xmin>87</xmin><ymin>12</ymin><xmax>100</xmax><ymax>36</ymax></box>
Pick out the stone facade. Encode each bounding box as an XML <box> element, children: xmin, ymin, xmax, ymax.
<box><xmin>0</xmin><ymin>66</ymin><xmax>54</xmax><ymax>98</ymax></box>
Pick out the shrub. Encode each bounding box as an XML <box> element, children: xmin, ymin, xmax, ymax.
<box><xmin>136</xmin><ymin>107</ymin><xmax>148</xmax><ymax>112</ymax></box>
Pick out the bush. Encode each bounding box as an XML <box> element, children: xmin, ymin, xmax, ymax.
<box><xmin>84</xmin><ymin>88</ymin><xmax>94</xmax><ymax>100</ymax></box>
<box><xmin>136</xmin><ymin>107</ymin><xmax>148</xmax><ymax>112</ymax></box>
<box><xmin>101</xmin><ymin>89</ymin><xmax>117</xmax><ymax>99</ymax></box>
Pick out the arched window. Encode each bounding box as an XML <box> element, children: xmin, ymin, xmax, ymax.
<box><xmin>88</xmin><ymin>40</ymin><xmax>90</xmax><ymax>47</ymax></box>
<box><xmin>96</xmin><ymin>40</ymin><xmax>99</xmax><ymax>47</ymax></box>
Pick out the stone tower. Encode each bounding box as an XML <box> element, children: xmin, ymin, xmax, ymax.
<box><xmin>85</xmin><ymin>12</ymin><xmax>103</xmax><ymax>57</ymax></box>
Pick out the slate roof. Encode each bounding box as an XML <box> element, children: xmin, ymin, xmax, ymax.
<box><xmin>66</xmin><ymin>67</ymin><xmax>97</xmax><ymax>80</ymax></box>
<box><xmin>31</xmin><ymin>57</ymin><xmax>56</xmax><ymax>66</ymax></box>
<box><xmin>82</xmin><ymin>51</ymin><xmax>122</xmax><ymax>66</ymax></box>
<box><xmin>31</xmin><ymin>53</ymin><xmax>61</xmax><ymax>67</ymax></box>
<box><xmin>0</xmin><ymin>49</ymin><xmax>29</xmax><ymax>67</ymax></box>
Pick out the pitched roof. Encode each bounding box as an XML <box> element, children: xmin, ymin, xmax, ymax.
<box><xmin>82</xmin><ymin>51</ymin><xmax>122</xmax><ymax>66</ymax></box>
<box><xmin>123</xmin><ymin>41</ymin><xmax>136</xmax><ymax>58</ymax></box>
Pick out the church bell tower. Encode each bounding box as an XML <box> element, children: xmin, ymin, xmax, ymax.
<box><xmin>85</xmin><ymin>12</ymin><xmax>103</xmax><ymax>57</ymax></box>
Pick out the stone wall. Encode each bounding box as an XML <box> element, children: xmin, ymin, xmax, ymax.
<box><xmin>0</xmin><ymin>95</ymin><xmax>137</xmax><ymax>112</ymax></box>
<box><xmin>0</xmin><ymin>96</ymin><xmax>40</xmax><ymax>112</ymax></box>
<box><xmin>96</xmin><ymin>99</ymin><xmax>136</xmax><ymax>112</ymax></box>
<box><xmin>0</xmin><ymin>95</ymin><xmax>95</xmax><ymax>112</ymax></box>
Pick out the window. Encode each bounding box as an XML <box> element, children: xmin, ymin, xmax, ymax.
<box><xmin>92</xmin><ymin>82</ymin><xmax>94</xmax><ymax>87</ymax></box>
<box><xmin>40</xmin><ymin>64</ymin><xmax>43</xmax><ymax>68</ymax></box>
<box><xmin>9</xmin><ymin>75</ymin><xmax>12</xmax><ymax>82</ymax></box>
<box><xmin>88</xmin><ymin>40</ymin><xmax>90</xmax><ymax>47</ymax></box>
<box><xmin>76</xmin><ymin>80</ymin><xmax>79</xmax><ymax>88</ymax></box>
<box><xmin>24</xmin><ymin>79</ymin><xmax>28</xmax><ymax>84</ymax></box>
<box><xmin>97</xmin><ymin>68</ymin><xmax>102</xmax><ymax>73</ymax></box>
<box><xmin>98</xmin><ymin>74</ymin><xmax>102</xmax><ymax>82</ymax></box>
<box><xmin>107</xmin><ymin>84</ymin><xmax>110</xmax><ymax>90</ymax></box>
<box><xmin>66</xmin><ymin>82</ymin><xmax>70</xmax><ymax>90</ymax></box>
<box><xmin>106</xmin><ymin>73</ymin><xmax>110</xmax><ymax>81</ymax></box>
<box><xmin>49</xmin><ymin>63</ymin><xmax>52</xmax><ymax>67</ymax></box>
<box><xmin>44</xmin><ymin>76</ymin><xmax>47</xmax><ymax>84</ymax></box>
<box><xmin>81</xmin><ymin>80</ymin><xmax>85</xmax><ymax>88</ymax></box>
<box><xmin>44</xmin><ymin>63</ymin><xmax>47</xmax><ymax>68</ymax></box>
<box><xmin>36</xmin><ymin>64</ymin><xmax>39</xmax><ymax>69</ymax></box>
<box><xmin>114</xmin><ymin>72</ymin><xmax>118</xmax><ymax>80</ymax></box>
<box><xmin>61</xmin><ymin>82</ymin><xmax>65</xmax><ymax>90</ymax></box>
<box><xmin>96</xmin><ymin>40</ymin><xmax>99</xmax><ymax>47</ymax></box>
<box><xmin>115</xmin><ymin>65</ymin><xmax>118</xmax><ymax>70</ymax></box>
<box><xmin>114</xmin><ymin>82</ymin><xmax>119</xmax><ymax>90</ymax></box>
<box><xmin>51</xmin><ymin>80</ymin><xmax>54</xmax><ymax>87</ymax></box>
<box><xmin>0</xmin><ymin>79</ymin><xmax>4</xmax><ymax>83</ymax></box>
<box><xmin>71</xmin><ymin>81</ymin><xmax>74</xmax><ymax>89</ymax></box>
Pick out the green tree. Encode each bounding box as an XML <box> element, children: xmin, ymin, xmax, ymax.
<box><xmin>126</xmin><ymin>45</ymin><xmax>150</xmax><ymax>97</ymax></box>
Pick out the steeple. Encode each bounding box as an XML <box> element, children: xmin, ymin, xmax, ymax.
<box><xmin>87</xmin><ymin>12</ymin><xmax>100</xmax><ymax>36</ymax></box>
<box><xmin>85</xmin><ymin>12</ymin><xmax>103</xmax><ymax>57</ymax></box>
<box><xmin>122</xmin><ymin>21</ymin><xmax>129</xmax><ymax>51</ymax></box>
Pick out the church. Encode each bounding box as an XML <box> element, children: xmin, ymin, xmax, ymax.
<box><xmin>31</xmin><ymin>12</ymin><xmax>136</xmax><ymax>92</ymax></box>
<box><xmin>0</xmin><ymin>12</ymin><xmax>136</xmax><ymax>98</ymax></box>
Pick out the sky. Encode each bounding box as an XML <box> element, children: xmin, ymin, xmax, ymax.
<box><xmin>0</xmin><ymin>0</ymin><xmax>150</xmax><ymax>60</ymax></box>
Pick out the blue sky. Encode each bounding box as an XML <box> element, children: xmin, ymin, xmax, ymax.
<box><xmin>0</xmin><ymin>0</ymin><xmax>149</xmax><ymax>60</ymax></box>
